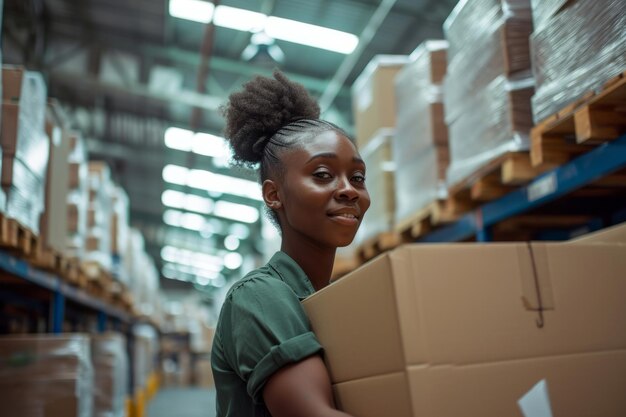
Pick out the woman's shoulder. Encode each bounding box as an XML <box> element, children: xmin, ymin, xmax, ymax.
<box><xmin>225</xmin><ymin>266</ymin><xmax>294</xmax><ymax>303</ymax></box>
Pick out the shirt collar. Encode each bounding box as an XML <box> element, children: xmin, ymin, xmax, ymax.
<box><xmin>267</xmin><ymin>251</ymin><xmax>316</xmax><ymax>300</ymax></box>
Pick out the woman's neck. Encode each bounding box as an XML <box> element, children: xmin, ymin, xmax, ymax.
<box><xmin>281</xmin><ymin>237</ymin><xmax>335</xmax><ymax>292</ymax></box>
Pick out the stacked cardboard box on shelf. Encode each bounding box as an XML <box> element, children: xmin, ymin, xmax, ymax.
<box><xmin>530</xmin><ymin>0</ymin><xmax>626</xmax><ymax>123</ymax></box>
<box><xmin>110</xmin><ymin>185</ymin><xmax>130</xmax><ymax>285</ymax></box>
<box><xmin>443</xmin><ymin>0</ymin><xmax>534</xmax><ymax>187</ymax></box>
<box><xmin>0</xmin><ymin>334</ymin><xmax>94</xmax><ymax>417</ymax></box>
<box><xmin>393</xmin><ymin>41</ymin><xmax>449</xmax><ymax>224</ymax></box>
<box><xmin>66</xmin><ymin>131</ymin><xmax>89</xmax><ymax>260</ymax></box>
<box><xmin>91</xmin><ymin>333</ymin><xmax>128</xmax><ymax>417</ymax></box>
<box><xmin>124</xmin><ymin>228</ymin><xmax>160</xmax><ymax>316</ymax></box>
<box><xmin>40</xmin><ymin>101</ymin><xmax>72</xmax><ymax>254</ymax></box>
<box><xmin>1</xmin><ymin>66</ymin><xmax>50</xmax><ymax>232</ymax></box>
<box><xmin>303</xmin><ymin>242</ymin><xmax>626</xmax><ymax>417</ymax></box>
<box><xmin>85</xmin><ymin>161</ymin><xmax>114</xmax><ymax>271</ymax></box>
<box><xmin>352</xmin><ymin>55</ymin><xmax>410</xmax><ymax>149</ymax></box>
<box><xmin>353</xmin><ymin>129</ymin><xmax>395</xmax><ymax>245</ymax></box>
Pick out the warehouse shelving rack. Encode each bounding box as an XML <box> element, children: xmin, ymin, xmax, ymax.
<box><xmin>0</xmin><ymin>248</ymin><xmax>133</xmax><ymax>332</ymax></box>
<box><xmin>418</xmin><ymin>133</ymin><xmax>626</xmax><ymax>243</ymax></box>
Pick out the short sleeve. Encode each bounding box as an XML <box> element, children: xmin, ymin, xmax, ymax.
<box><xmin>221</xmin><ymin>276</ymin><xmax>323</xmax><ymax>403</ymax></box>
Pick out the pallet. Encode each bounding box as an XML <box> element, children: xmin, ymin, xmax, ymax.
<box><xmin>81</xmin><ymin>260</ymin><xmax>115</xmax><ymax>301</ymax></box>
<box><xmin>0</xmin><ymin>214</ymin><xmax>39</xmax><ymax>257</ymax></box>
<box><xmin>531</xmin><ymin>70</ymin><xmax>626</xmax><ymax>166</ymax></box>
<box><xmin>355</xmin><ymin>231</ymin><xmax>402</xmax><ymax>263</ymax></box>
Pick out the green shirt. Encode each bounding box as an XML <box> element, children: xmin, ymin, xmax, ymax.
<box><xmin>211</xmin><ymin>251</ymin><xmax>323</xmax><ymax>417</ymax></box>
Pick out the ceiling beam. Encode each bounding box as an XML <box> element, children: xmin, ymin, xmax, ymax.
<box><xmin>49</xmin><ymin>69</ymin><xmax>223</xmax><ymax>111</ymax></box>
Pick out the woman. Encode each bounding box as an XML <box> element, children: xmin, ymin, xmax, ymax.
<box><xmin>211</xmin><ymin>70</ymin><xmax>369</xmax><ymax>417</ymax></box>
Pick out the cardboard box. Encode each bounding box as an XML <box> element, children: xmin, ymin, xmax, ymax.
<box><xmin>352</xmin><ymin>56</ymin><xmax>410</xmax><ymax>148</ymax></box>
<box><xmin>334</xmin><ymin>350</ymin><xmax>626</xmax><ymax>417</ymax></box>
<box><xmin>40</xmin><ymin>104</ymin><xmax>72</xmax><ymax>253</ymax></box>
<box><xmin>302</xmin><ymin>243</ymin><xmax>626</xmax><ymax>383</ymax></box>
<box><xmin>194</xmin><ymin>358</ymin><xmax>215</xmax><ymax>388</ymax></box>
<box><xmin>569</xmin><ymin>222</ymin><xmax>626</xmax><ymax>244</ymax></box>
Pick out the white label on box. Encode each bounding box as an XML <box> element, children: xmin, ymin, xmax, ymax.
<box><xmin>527</xmin><ymin>172</ymin><xmax>557</xmax><ymax>202</ymax></box>
<box><xmin>518</xmin><ymin>379</ymin><xmax>553</xmax><ymax>417</ymax></box>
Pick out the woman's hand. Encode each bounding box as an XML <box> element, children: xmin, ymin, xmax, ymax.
<box><xmin>263</xmin><ymin>355</ymin><xmax>354</xmax><ymax>417</ymax></box>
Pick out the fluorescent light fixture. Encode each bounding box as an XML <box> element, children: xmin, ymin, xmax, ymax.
<box><xmin>224</xmin><ymin>235</ymin><xmax>240</xmax><ymax>251</ymax></box>
<box><xmin>169</xmin><ymin>2</ymin><xmax>358</xmax><ymax>54</ymax></box>
<box><xmin>188</xmin><ymin>168</ymin><xmax>263</xmax><ymax>201</ymax></box>
<box><xmin>161</xmin><ymin>246</ymin><xmax>223</xmax><ymax>272</ymax></box>
<box><xmin>265</xmin><ymin>16</ymin><xmax>358</xmax><ymax>54</ymax></box>
<box><xmin>162</xmin><ymin>190</ymin><xmax>213</xmax><ymax>214</ymax></box>
<box><xmin>162</xmin><ymin>165</ymin><xmax>189</xmax><ymax>186</ymax></box>
<box><xmin>164</xmin><ymin>127</ymin><xmax>194</xmax><ymax>151</ymax></box>
<box><xmin>169</xmin><ymin>0</ymin><xmax>214</xmax><ymax>23</ymax></box>
<box><xmin>224</xmin><ymin>252</ymin><xmax>243</xmax><ymax>270</ymax></box>
<box><xmin>213</xmin><ymin>200</ymin><xmax>259</xmax><ymax>224</ymax></box>
<box><xmin>213</xmin><ymin>5</ymin><xmax>266</xmax><ymax>32</ymax></box>
<box><xmin>180</xmin><ymin>212</ymin><xmax>206</xmax><ymax>231</ymax></box>
<box><xmin>193</xmin><ymin>133</ymin><xmax>231</xmax><ymax>159</ymax></box>
<box><xmin>163</xmin><ymin>209</ymin><xmax>182</xmax><ymax>227</ymax></box>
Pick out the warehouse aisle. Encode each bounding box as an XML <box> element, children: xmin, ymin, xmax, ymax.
<box><xmin>148</xmin><ymin>388</ymin><xmax>217</xmax><ymax>417</ymax></box>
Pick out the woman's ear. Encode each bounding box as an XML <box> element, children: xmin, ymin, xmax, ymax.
<box><xmin>262</xmin><ymin>179</ymin><xmax>282</xmax><ymax>210</ymax></box>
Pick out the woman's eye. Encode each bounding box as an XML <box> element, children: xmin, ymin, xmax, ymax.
<box><xmin>352</xmin><ymin>174</ymin><xmax>366</xmax><ymax>183</ymax></box>
<box><xmin>313</xmin><ymin>171</ymin><xmax>332</xmax><ymax>179</ymax></box>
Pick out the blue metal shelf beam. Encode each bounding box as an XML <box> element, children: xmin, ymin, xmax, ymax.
<box><xmin>419</xmin><ymin>133</ymin><xmax>626</xmax><ymax>243</ymax></box>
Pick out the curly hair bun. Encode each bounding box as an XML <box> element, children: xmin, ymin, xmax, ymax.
<box><xmin>222</xmin><ymin>70</ymin><xmax>321</xmax><ymax>164</ymax></box>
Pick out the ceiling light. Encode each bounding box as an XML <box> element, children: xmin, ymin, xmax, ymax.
<box><xmin>229</xmin><ymin>224</ymin><xmax>251</xmax><ymax>239</ymax></box>
<box><xmin>180</xmin><ymin>212</ymin><xmax>206</xmax><ymax>231</ymax></box>
<box><xmin>162</xmin><ymin>190</ymin><xmax>214</xmax><ymax>214</ymax></box>
<box><xmin>224</xmin><ymin>252</ymin><xmax>243</xmax><ymax>270</ymax></box>
<box><xmin>163</xmin><ymin>209</ymin><xmax>183</xmax><ymax>227</ymax></box>
<box><xmin>213</xmin><ymin>200</ymin><xmax>260</xmax><ymax>224</ymax></box>
<box><xmin>265</xmin><ymin>16</ymin><xmax>358</xmax><ymax>54</ymax></box>
<box><xmin>169</xmin><ymin>2</ymin><xmax>358</xmax><ymax>54</ymax></box>
<box><xmin>188</xmin><ymin>168</ymin><xmax>263</xmax><ymax>201</ymax></box>
<box><xmin>161</xmin><ymin>246</ymin><xmax>223</xmax><ymax>272</ymax></box>
<box><xmin>213</xmin><ymin>5</ymin><xmax>266</xmax><ymax>32</ymax></box>
<box><xmin>193</xmin><ymin>133</ymin><xmax>232</xmax><ymax>158</ymax></box>
<box><xmin>164</xmin><ymin>127</ymin><xmax>194</xmax><ymax>151</ymax></box>
<box><xmin>162</xmin><ymin>165</ymin><xmax>189</xmax><ymax>186</ymax></box>
<box><xmin>169</xmin><ymin>0</ymin><xmax>215</xmax><ymax>24</ymax></box>
<box><xmin>224</xmin><ymin>235</ymin><xmax>240</xmax><ymax>251</ymax></box>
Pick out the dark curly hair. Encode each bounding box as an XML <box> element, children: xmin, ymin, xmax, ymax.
<box><xmin>222</xmin><ymin>70</ymin><xmax>351</xmax><ymax>227</ymax></box>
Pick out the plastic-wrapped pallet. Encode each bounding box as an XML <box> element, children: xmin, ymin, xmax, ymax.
<box><xmin>447</xmin><ymin>75</ymin><xmax>534</xmax><ymax>186</ymax></box>
<box><xmin>0</xmin><ymin>333</ymin><xmax>94</xmax><ymax>417</ymax></box>
<box><xmin>530</xmin><ymin>0</ymin><xmax>626</xmax><ymax>123</ymax></box>
<box><xmin>351</xmin><ymin>55</ymin><xmax>411</xmax><ymax>149</ymax></box>
<box><xmin>393</xmin><ymin>41</ymin><xmax>449</xmax><ymax>224</ymax></box>
<box><xmin>67</xmin><ymin>132</ymin><xmax>89</xmax><ymax>259</ymax></box>
<box><xmin>1</xmin><ymin>66</ymin><xmax>50</xmax><ymax>232</ymax></box>
<box><xmin>443</xmin><ymin>0</ymin><xmax>534</xmax><ymax>187</ymax></box>
<box><xmin>85</xmin><ymin>161</ymin><xmax>113</xmax><ymax>271</ymax></box>
<box><xmin>354</xmin><ymin>130</ymin><xmax>395</xmax><ymax>245</ymax></box>
<box><xmin>91</xmin><ymin>333</ymin><xmax>128</xmax><ymax>417</ymax></box>
<box><xmin>110</xmin><ymin>185</ymin><xmax>130</xmax><ymax>285</ymax></box>
<box><xmin>40</xmin><ymin>101</ymin><xmax>72</xmax><ymax>253</ymax></box>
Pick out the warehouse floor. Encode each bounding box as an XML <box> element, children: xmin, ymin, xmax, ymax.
<box><xmin>148</xmin><ymin>388</ymin><xmax>217</xmax><ymax>417</ymax></box>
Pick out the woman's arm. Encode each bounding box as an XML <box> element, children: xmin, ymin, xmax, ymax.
<box><xmin>263</xmin><ymin>355</ymin><xmax>354</xmax><ymax>417</ymax></box>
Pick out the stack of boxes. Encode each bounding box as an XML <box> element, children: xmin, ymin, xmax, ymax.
<box><xmin>110</xmin><ymin>185</ymin><xmax>130</xmax><ymax>286</ymax></box>
<box><xmin>393</xmin><ymin>41</ymin><xmax>449</xmax><ymax>224</ymax></box>
<box><xmin>443</xmin><ymin>0</ymin><xmax>534</xmax><ymax>187</ymax></box>
<box><xmin>303</xmin><ymin>239</ymin><xmax>626</xmax><ymax>416</ymax></box>
<box><xmin>0</xmin><ymin>334</ymin><xmax>94</xmax><ymax>417</ymax></box>
<box><xmin>91</xmin><ymin>333</ymin><xmax>128</xmax><ymax>417</ymax></box>
<box><xmin>66</xmin><ymin>131</ymin><xmax>90</xmax><ymax>260</ymax></box>
<box><xmin>529</xmin><ymin>0</ymin><xmax>626</xmax><ymax>123</ymax></box>
<box><xmin>40</xmin><ymin>101</ymin><xmax>72</xmax><ymax>254</ymax></box>
<box><xmin>351</xmin><ymin>56</ymin><xmax>410</xmax><ymax>243</ymax></box>
<box><xmin>85</xmin><ymin>161</ymin><xmax>114</xmax><ymax>271</ymax></box>
<box><xmin>1</xmin><ymin>67</ymin><xmax>50</xmax><ymax>232</ymax></box>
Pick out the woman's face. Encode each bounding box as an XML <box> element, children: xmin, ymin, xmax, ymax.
<box><xmin>274</xmin><ymin>130</ymin><xmax>370</xmax><ymax>249</ymax></box>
